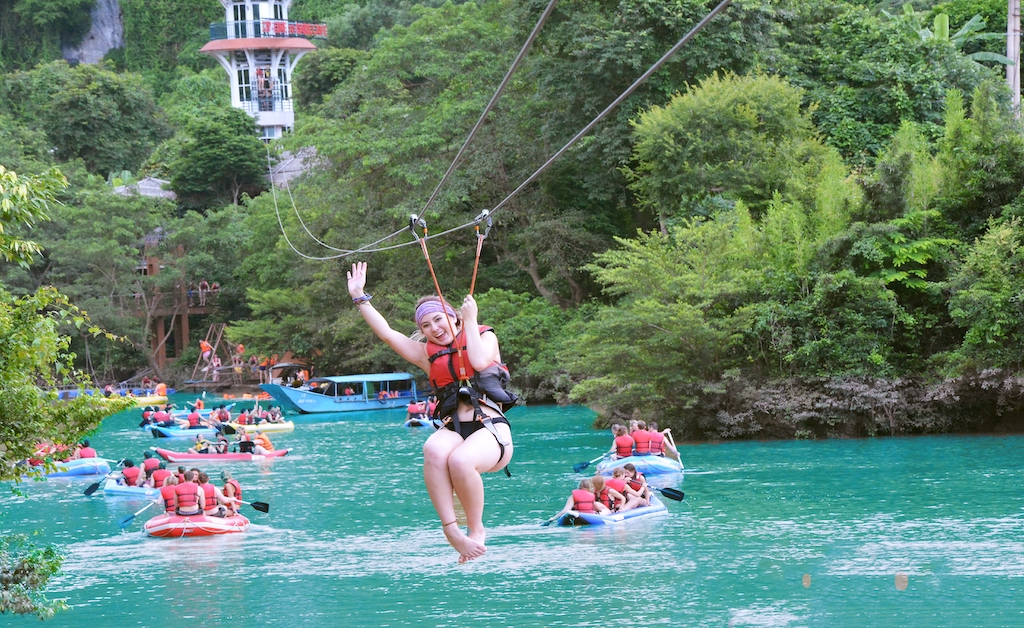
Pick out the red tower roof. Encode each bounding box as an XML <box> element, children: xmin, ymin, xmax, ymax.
<box><xmin>200</xmin><ymin>38</ymin><xmax>317</xmax><ymax>54</ymax></box>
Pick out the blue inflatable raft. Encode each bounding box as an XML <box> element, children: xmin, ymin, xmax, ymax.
<box><xmin>102</xmin><ymin>478</ymin><xmax>161</xmax><ymax>498</ymax></box>
<box><xmin>43</xmin><ymin>458</ymin><xmax>112</xmax><ymax>477</ymax></box>
<box><xmin>597</xmin><ymin>455</ymin><xmax>683</xmax><ymax>476</ymax></box>
<box><xmin>150</xmin><ymin>426</ymin><xmax>219</xmax><ymax>439</ymax></box>
<box><xmin>556</xmin><ymin>495</ymin><xmax>668</xmax><ymax>526</ymax></box>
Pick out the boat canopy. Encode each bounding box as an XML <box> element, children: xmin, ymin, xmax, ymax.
<box><xmin>307</xmin><ymin>373</ymin><xmax>416</xmax><ymax>384</ymax></box>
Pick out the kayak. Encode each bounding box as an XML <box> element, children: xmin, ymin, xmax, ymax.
<box><xmin>150</xmin><ymin>425</ymin><xmax>219</xmax><ymax>439</ymax></box>
<box><xmin>134</xmin><ymin>393</ymin><xmax>167</xmax><ymax>409</ymax></box>
<box><xmin>597</xmin><ymin>455</ymin><xmax>683</xmax><ymax>476</ymax></box>
<box><xmin>153</xmin><ymin>447</ymin><xmax>291</xmax><ymax>462</ymax></box>
<box><xmin>222</xmin><ymin>421</ymin><xmax>294</xmax><ymax>434</ymax></box>
<box><xmin>103</xmin><ymin>478</ymin><xmax>161</xmax><ymax>498</ymax></box>
<box><xmin>144</xmin><ymin>513</ymin><xmax>250</xmax><ymax>537</ymax></box>
<box><xmin>32</xmin><ymin>458</ymin><xmax>111</xmax><ymax>478</ymax></box>
<box><xmin>555</xmin><ymin>495</ymin><xmax>668</xmax><ymax>527</ymax></box>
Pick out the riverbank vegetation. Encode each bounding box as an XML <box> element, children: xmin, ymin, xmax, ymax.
<box><xmin>2</xmin><ymin>0</ymin><xmax>1024</xmax><ymax>439</ymax></box>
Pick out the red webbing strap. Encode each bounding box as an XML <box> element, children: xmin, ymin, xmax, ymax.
<box><xmin>417</xmin><ymin>232</ymin><xmax>469</xmax><ymax>382</ymax></box>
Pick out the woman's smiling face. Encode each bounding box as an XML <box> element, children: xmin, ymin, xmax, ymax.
<box><xmin>419</xmin><ymin>311</ymin><xmax>459</xmax><ymax>345</ymax></box>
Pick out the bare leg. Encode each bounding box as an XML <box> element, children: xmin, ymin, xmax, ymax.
<box><xmin>423</xmin><ymin>429</ymin><xmax>485</xmax><ymax>562</ymax></box>
<box><xmin>447</xmin><ymin>423</ymin><xmax>513</xmax><ymax>557</ymax></box>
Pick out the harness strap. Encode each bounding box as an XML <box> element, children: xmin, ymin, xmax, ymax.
<box><xmin>459</xmin><ymin>386</ymin><xmax>512</xmax><ymax>478</ymax></box>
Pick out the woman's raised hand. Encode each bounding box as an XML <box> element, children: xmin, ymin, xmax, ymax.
<box><xmin>347</xmin><ymin>262</ymin><xmax>367</xmax><ymax>298</ymax></box>
<box><xmin>461</xmin><ymin>294</ymin><xmax>478</xmax><ymax>321</ymax></box>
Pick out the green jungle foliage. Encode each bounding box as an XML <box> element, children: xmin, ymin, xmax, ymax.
<box><xmin>0</xmin><ymin>165</ymin><xmax>131</xmax><ymax>618</ymax></box>
<box><xmin>0</xmin><ymin>61</ymin><xmax>171</xmax><ymax>175</ymax></box>
<box><xmin>2</xmin><ymin>0</ymin><xmax>1024</xmax><ymax>437</ymax></box>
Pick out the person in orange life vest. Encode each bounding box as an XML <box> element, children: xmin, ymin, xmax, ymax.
<box><xmin>591</xmin><ymin>474</ymin><xmax>626</xmax><ymax>512</ymax></box>
<box><xmin>185</xmin><ymin>409</ymin><xmax>204</xmax><ymax>430</ymax></box>
<box><xmin>155</xmin><ymin>382</ymin><xmax>167</xmax><ymax>396</ymax></box>
<box><xmin>632</xmin><ymin>420</ymin><xmax>653</xmax><ymax>455</ymax></box>
<box><xmin>118</xmin><ymin>460</ymin><xmax>144</xmax><ymax>487</ymax></box>
<box><xmin>252</xmin><ymin>431</ymin><xmax>274</xmax><ymax>454</ymax></box>
<box><xmin>199</xmin><ymin>339</ymin><xmax>212</xmax><ymax>362</ymax></box>
<box><xmin>623</xmin><ymin>463</ymin><xmax>650</xmax><ymax>506</ymax></box>
<box><xmin>212</xmin><ymin>433</ymin><xmax>230</xmax><ymax>455</ymax></box>
<box><xmin>175</xmin><ymin>466</ymin><xmax>187</xmax><ymax>484</ymax></box>
<box><xmin>347</xmin><ymin>261</ymin><xmax>515</xmax><ymax>564</ymax></box>
<box><xmin>74</xmin><ymin>439</ymin><xmax>97</xmax><ymax>459</ymax></box>
<box><xmin>553</xmin><ymin>479</ymin><xmax>605</xmax><ymax>520</ymax></box>
<box><xmin>152</xmin><ymin>407</ymin><xmax>174</xmax><ymax>427</ymax></box>
<box><xmin>221</xmin><ymin>470</ymin><xmax>242</xmax><ymax>516</ymax></box>
<box><xmin>174</xmin><ymin>470</ymin><xmax>204</xmax><ymax>516</ymax></box>
<box><xmin>150</xmin><ymin>462</ymin><xmax>173</xmax><ymax>488</ymax></box>
<box><xmin>607</xmin><ymin>467</ymin><xmax>645</xmax><ymax>512</ymax></box>
<box><xmin>158</xmin><ymin>475</ymin><xmax>178</xmax><ymax>515</ymax></box>
<box><xmin>197</xmin><ymin>472</ymin><xmax>226</xmax><ymax>517</ymax></box>
<box><xmin>647</xmin><ymin>421</ymin><xmax>680</xmax><ymax>461</ymax></box>
<box><xmin>142</xmin><ymin>450</ymin><xmax>160</xmax><ymax>473</ymax></box>
<box><xmin>237</xmin><ymin>431</ymin><xmax>255</xmax><ymax>454</ymax></box>
<box><xmin>610</xmin><ymin>425</ymin><xmax>634</xmax><ymax>460</ymax></box>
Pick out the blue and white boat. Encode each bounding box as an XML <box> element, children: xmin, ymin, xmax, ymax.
<box><xmin>260</xmin><ymin>373</ymin><xmax>420</xmax><ymax>414</ymax></box>
<box><xmin>556</xmin><ymin>495</ymin><xmax>668</xmax><ymax>526</ymax></box>
<box><xmin>597</xmin><ymin>455</ymin><xmax>683</xmax><ymax>476</ymax></box>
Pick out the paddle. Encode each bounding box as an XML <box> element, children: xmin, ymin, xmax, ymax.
<box><xmin>118</xmin><ymin>500</ymin><xmax>158</xmax><ymax>528</ymax></box>
<box><xmin>240</xmin><ymin>499</ymin><xmax>270</xmax><ymax>514</ymax></box>
<box><xmin>83</xmin><ymin>459</ymin><xmax>124</xmax><ymax>496</ymax></box>
<box><xmin>656</xmin><ymin>487</ymin><xmax>685</xmax><ymax>501</ymax></box>
<box><xmin>573</xmin><ymin>453</ymin><xmax>609</xmax><ymax>473</ymax></box>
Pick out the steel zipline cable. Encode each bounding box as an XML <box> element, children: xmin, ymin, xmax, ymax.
<box><xmin>273</xmin><ymin>0</ymin><xmax>560</xmax><ymax>259</ymax></box>
<box><xmin>274</xmin><ymin>0</ymin><xmax>733</xmax><ymax>261</ymax></box>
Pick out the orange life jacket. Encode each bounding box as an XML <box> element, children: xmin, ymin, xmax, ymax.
<box><xmin>572</xmin><ymin>489</ymin><xmax>596</xmax><ymax>513</ymax></box>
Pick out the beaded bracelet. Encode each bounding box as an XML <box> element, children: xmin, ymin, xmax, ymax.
<box><xmin>352</xmin><ymin>294</ymin><xmax>373</xmax><ymax>305</ymax></box>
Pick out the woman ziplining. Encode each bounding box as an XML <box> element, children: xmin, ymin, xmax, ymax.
<box><xmin>346</xmin><ymin>259</ymin><xmax>517</xmax><ymax>563</ymax></box>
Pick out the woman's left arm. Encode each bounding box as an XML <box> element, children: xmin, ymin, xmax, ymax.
<box><xmin>460</xmin><ymin>295</ymin><xmax>500</xmax><ymax>370</ymax></box>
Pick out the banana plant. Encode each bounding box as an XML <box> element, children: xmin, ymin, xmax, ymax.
<box><xmin>883</xmin><ymin>3</ymin><xmax>1014</xmax><ymax>65</ymax></box>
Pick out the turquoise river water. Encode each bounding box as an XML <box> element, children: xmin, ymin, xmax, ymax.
<box><xmin>3</xmin><ymin>397</ymin><xmax>1024</xmax><ymax>626</ymax></box>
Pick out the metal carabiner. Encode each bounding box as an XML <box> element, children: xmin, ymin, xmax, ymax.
<box><xmin>473</xmin><ymin>209</ymin><xmax>492</xmax><ymax>240</ymax></box>
<box><xmin>409</xmin><ymin>214</ymin><xmax>427</xmax><ymax>242</ymax></box>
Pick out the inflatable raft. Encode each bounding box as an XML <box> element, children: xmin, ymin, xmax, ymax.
<box><xmin>597</xmin><ymin>455</ymin><xmax>683</xmax><ymax>476</ymax></box>
<box><xmin>153</xmin><ymin>447</ymin><xmax>291</xmax><ymax>462</ymax></box>
<box><xmin>150</xmin><ymin>425</ymin><xmax>219</xmax><ymax>439</ymax></box>
<box><xmin>556</xmin><ymin>495</ymin><xmax>668</xmax><ymax>526</ymax></box>
<box><xmin>44</xmin><ymin>458</ymin><xmax>111</xmax><ymax>477</ymax></box>
<box><xmin>222</xmin><ymin>421</ymin><xmax>294</xmax><ymax>434</ymax></box>
<box><xmin>403</xmin><ymin>416</ymin><xmax>435</xmax><ymax>428</ymax></box>
<box><xmin>133</xmin><ymin>395</ymin><xmax>168</xmax><ymax>407</ymax></box>
<box><xmin>144</xmin><ymin>513</ymin><xmax>250</xmax><ymax>537</ymax></box>
<box><xmin>103</xmin><ymin>478</ymin><xmax>161</xmax><ymax>498</ymax></box>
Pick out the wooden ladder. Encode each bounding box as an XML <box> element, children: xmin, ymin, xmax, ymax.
<box><xmin>190</xmin><ymin>323</ymin><xmax>229</xmax><ymax>382</ymax></box>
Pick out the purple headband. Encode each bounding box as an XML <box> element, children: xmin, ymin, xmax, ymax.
<box><xmin>415</xmin><ymin>301</ymin><xmax>457</xmax><ymax>326</ymax></box>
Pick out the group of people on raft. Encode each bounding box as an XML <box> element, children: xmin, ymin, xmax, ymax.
<box><xmin>28</xmin><ymin>439</ymin><xmax>98</xmax><ymax>465</ymax></box>
<box><xmin>139</xmin><ymin>402</ymin><xmax>285</xmax><ymax>431</ymax></box>
<box><xmin>185</xmin><ymin>430</ymin><xmax>275</xmax><ymax>455</ymax></box>
<box><xmin>608</xmin><ymin>419</ymin><xmax>680</xmax><ymax>461</ymax></box>
<box><xmin>556</xmin><ymin>463</ymin><xmax>654</xmax><ymax>519</ymax></box>
<box><xmin>113</xmin><ymin>452</ymin><xmax>244</xmax><ymax>518</ymax></box>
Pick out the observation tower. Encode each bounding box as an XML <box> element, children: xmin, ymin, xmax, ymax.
<box><xmin>200</xmin><ymin>1</ymin><xmax>327</xmax><ymax>140</ymax></box>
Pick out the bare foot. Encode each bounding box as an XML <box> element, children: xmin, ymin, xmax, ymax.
<box><xmin>443</xmin><ymin>523</ymin><xmax>485</xmax><ymax>563</ymax></box>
